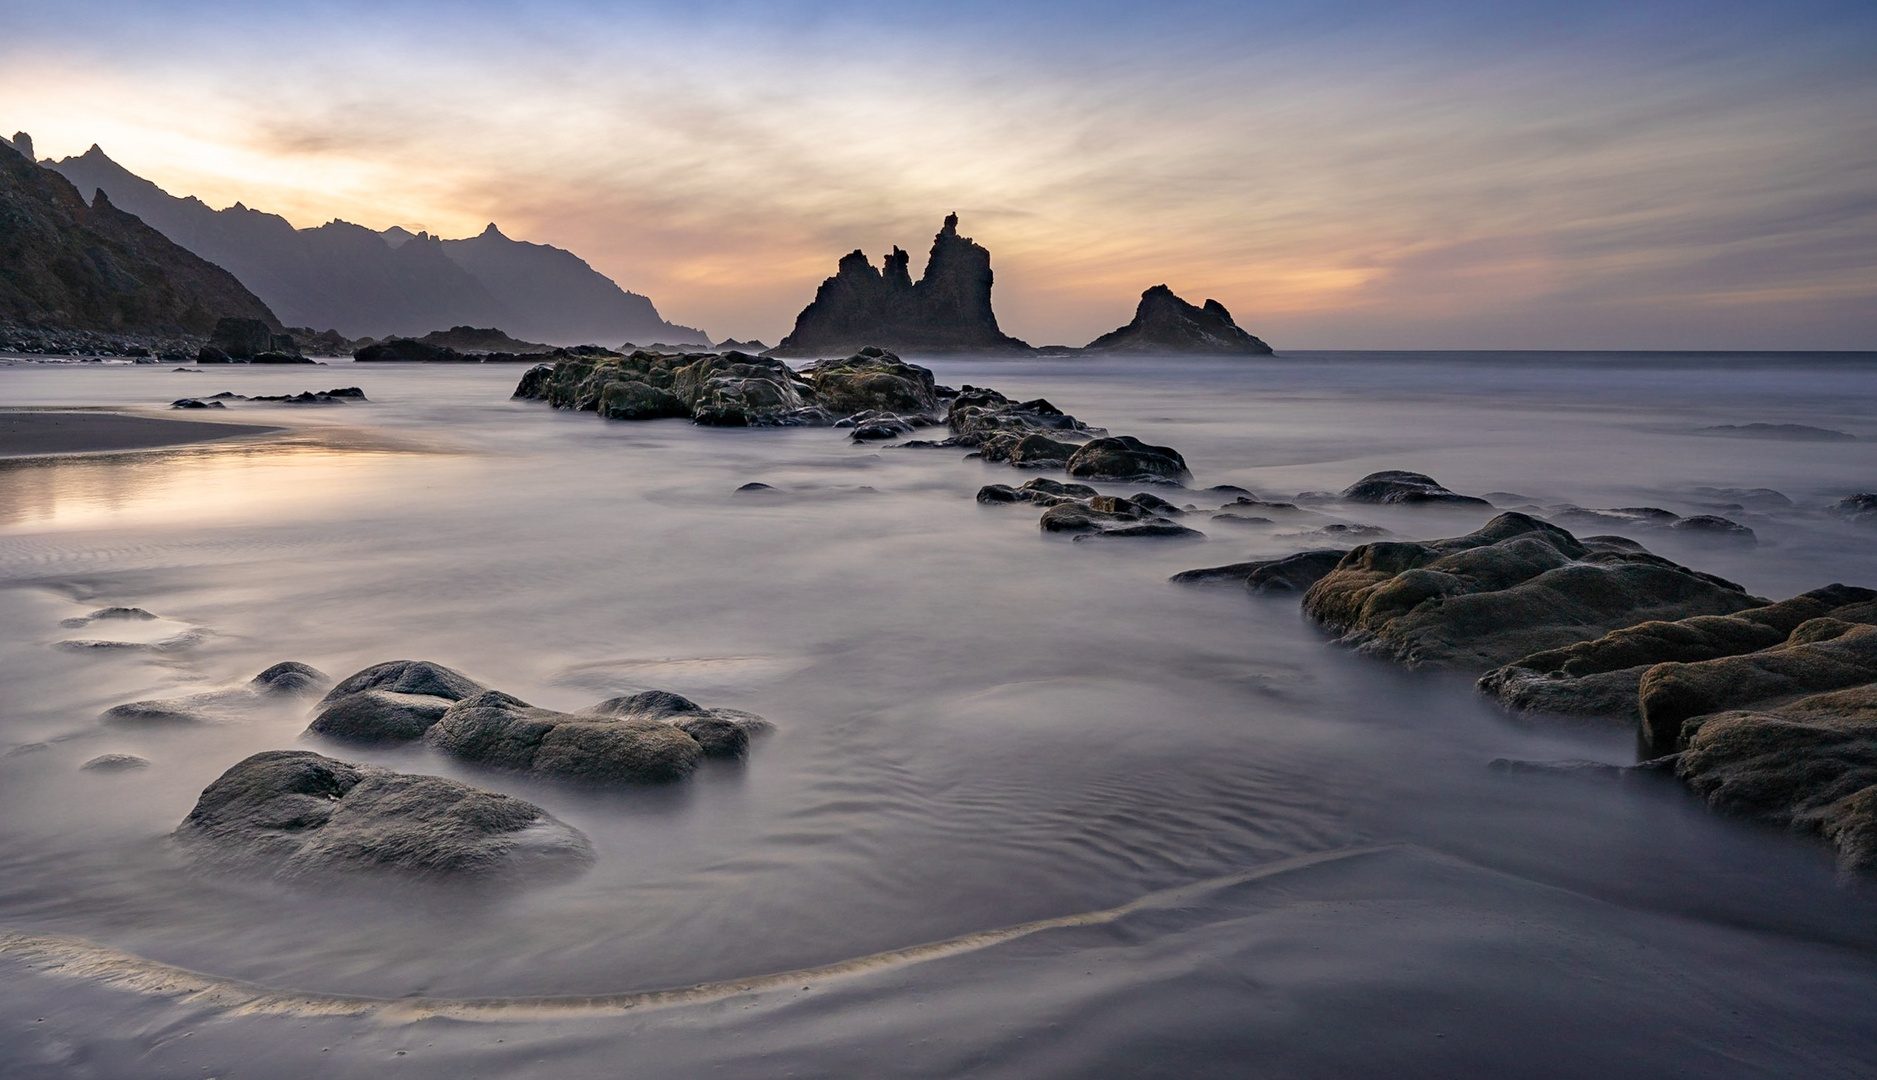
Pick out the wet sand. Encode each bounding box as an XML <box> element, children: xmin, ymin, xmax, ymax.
<box><xmin>0</xmin><ymin>411</ymin><xmax>281</xmax><ymax>457</ymax></box>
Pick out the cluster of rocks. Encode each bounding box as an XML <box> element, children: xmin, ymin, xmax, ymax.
<box><xmin>354</xmin><ymin>338</ymin><xmax>566</xmax><ymax>363</ymax></box>
<box><xmin>172</xmin><ymin>387</ymin><xmax>365</xmax><ymax>409</ymax></box>
<box><xmin>977</xmin><ymin>478</ymin><xmax>1202</xmax><ymax>540</ymax></box>
<box><xmin>1834</xmin><ymin>494</ymin><xmax>1877</xmax><ymax>525</ymax></box>
<box><xmin>89</xmin><ymin>657</ymin><xmax>773</xmax><ymax>885</ymax></box>
<box><xmin>195</xmin><ymin>317</ymin><xmax>315</xmax><ymax>364</ymax></box>
<box><xmin>1181</xmin><ymin>505</ymin><xmax>1877</xmax><ymax>874</ymax></box>
<box><xmin>0</xmin><ymin>324</ymin><xmax>201</xmax><ymax>361</ymax></box>
<box><xmin>305</xmin><ymin>659</ymin><xmax>772</xmax><ymax>782</ymax></box>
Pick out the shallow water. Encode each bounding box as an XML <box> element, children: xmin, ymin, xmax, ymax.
<box><xmin>1</xmin><ymin>352</ymin><xmax>1875</xmax><ymax>1078</ymax></box>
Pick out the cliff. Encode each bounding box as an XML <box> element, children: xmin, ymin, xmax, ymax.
<box><xmin>48</xmin><ymin>145</ymin><xmax>707</xmax><ymax>345</ymax></box>
<box><xmin>773</xmin><ymin>214</ymin><xmax>1030</xmax><ymax>356</ymax></box>
<box><xmin>0</xmin><ymin>139</ymin><xmax>279</xmax><ymax>334</ymax></box>
<box><xmin>1083</xmin><ymin>285</ymin><xmax>1272</xmax><ymax>355</ymax></box>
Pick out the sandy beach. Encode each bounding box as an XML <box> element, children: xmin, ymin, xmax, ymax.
<box><xmin>0</xmin><ymin>410</ymin><xmax>281</xmax><ymax>457</ymax></box>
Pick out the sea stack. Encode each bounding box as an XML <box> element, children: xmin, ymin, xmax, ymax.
<box><xmin>1084</xmin><ymin>285</ymin><xmax>1273</xmax><ymax>355</ymax></box>
<box><xmin>772</xmin><ymin>214</ymin><xmax>1031</xmax><ymax>357</ymax></box>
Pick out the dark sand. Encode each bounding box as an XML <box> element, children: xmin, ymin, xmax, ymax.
<box><xmin>0</xmin><ymin>411</ymin><xmax>281</xmax><ymax>457</ymax></box>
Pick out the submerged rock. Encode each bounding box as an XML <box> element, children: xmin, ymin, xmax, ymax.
<box><xmin>81</xmin><ymin>753</ymin><xmax>150</xmax><ymax>772</ymax></box>
<box><xmin>1038</xmin><ymin>491</ymin><xmax>1204</xmax><ymax>540</ymax></box>
<box><xmin>175</xmin><ymin>750</ymin><xmax>593</xmax><ymax>881</ymax></box>
<box><xmin>1301</xmin><ymin>513</ymin><xmax>1762</xmax><ymax>669</ymax></box>
<box><xmin>102</xmin><ymin>661</ymin><xmax>329</xmax><ymax>725</ymax></box>
<box><xmin>1479</xmin><ymin>585</ymin><xmax>1877</xmax><ymax>720</ymax></box>
<box><xmin>1832</xmin><ymin>494</ymin><xmax>1877</xmax><ymax>524</ymax></box>
<box><xmin>1172</xmin><ymin>549</ymin><xmax>1350</xmax><ymax>594</ymax></box>
<box><xmin>1340</xmin><ymin>471</ymin><xmax>1491</xmax><ymax>508</ymax></box>
<box><xmin>977</xmin><ymin>477</ymin><xmax>1100</xmax><ymax>506</ymax></box>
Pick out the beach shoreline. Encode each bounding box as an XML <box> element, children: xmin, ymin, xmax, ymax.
<box><xmin>0</xmin><ymin>409</ymin><xmax>284</xmax><ymax>458</ymax></box>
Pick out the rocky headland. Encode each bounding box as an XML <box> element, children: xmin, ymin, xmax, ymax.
<box><xmin>0</xmin><ymin>138</ymin><xmax>279</xmax><ymax>337</ymax></box>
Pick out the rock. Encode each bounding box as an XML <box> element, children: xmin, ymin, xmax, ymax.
<box><xmin>1479</xmin><ymin>585</ymin><xmax>1877</xmax><ymax>720</ymax></box>
<box><xmin>174</xmin><ymin>750</ymin><xmax>593</xmax><ymax>881</ymax></box>
<box><xmin>1082</xmin><ymin>284</ymin><xmax>1273</xmax><ymax>355</ymax></box>
<box><xmin>307</xmin><ymin>660</ymin><xmax>487</xmax><ymax>743</ymax></box>
<box><xmin>1641</xmin><ymin>620</ymin><xmax>1877</xmax><ymax>755</ymax></box>
<box><xmin>252</xmin><ymin>661</ymin><xmax>328</xmax><ymax>695</ymax></box>
<box><xmin>1668</xmin><ymin>515</ymin><xmax>1755</xmax><ymax>542</ymax></box>
<box><xmin>1675</xmin><ymin>684</ymin><xmax>1877</xmax><ymax>874</ymax></box>
<box><xmin>979</xmin><ymin>432</ymin><xmax>1085</xmax><ymax>467</ymax></box>
<box><xmin>353</xmin><ymin>338</ymin><xmax>464</xmax><ymax>362</ymax></box>
<box><xmin>424</xmin><ymin>687</ymin><xmax>767</xmax><ymax>781</ymax></box>
<box><xmin>1694</xmin><ymin>423</ymin><xmax>1855</xmax><ymax>442</ymax></box>
<box><xmin>976</xmin><ymin>477</ymin><xmax>1099</xmax><ymax>506</ymax></box>
<box><xmin>1066</xmin><ymin>436</ymin><xmax>1190</xmax><ymax>485</ymax></box>
<box><xmin>1548</xmin><ymin>506</ymin><xmax>1681</xmax><ymax>531</ymax></box>
<box><xmin>598</xmin><ymin>379</ymin><xmax>688</xmax><ymax>420</ymax></box>
<box><xmin>804</xmin><ymin>348</ymin><xmax>941</xmax><ymax>418</ymax></box>
<box><xmin>169</xmin><ymin>398</ymin><xmax>225</xmax><ymax>409</ymax></box>
<box><xmin>81</xmin><ymin>753</ymin><xmax>149</xmax><ymax>772</ymax></box>
<box><xmin>1688</xmin><ymin>487</ymin><xmax>1794</xmax><ymax>511</ymax></box>
<box><xmin>1071</xmin><ymin>521</ymin><xmax>1205</xmax><ymax>541</ymax></box>
<box><xmin>946</xmin><ymin>395</ymin><xmax>1103</xmax><ymax>453</ymax></box>
<box><xmin>1340</xmin><ymin>470</ymin><xmax>1491</xmax><ymax>508</ymax></box>
<box><xmin>1301</xmin><ymin>513</ymin><xmax>1763</xmax><ymax>670</ymax></box>
<box><xmin>209</xmin><ymin>317</ymin><xmax>299</xmax><ymax>359</ymax></box>
<box><xmin>1172</xmin><ymin>549</ymin><xmax>1349</xmax><ymax>592</ymax></box>
<box><xmin>1832</xmin><ymin>494</ymin><xmax>1877</xmax><ymax>524</ymax></box>
<box><xmin>772</xmin><ymin>214</ymin><xmax>1031</xmax><ymax>356</ymax></box>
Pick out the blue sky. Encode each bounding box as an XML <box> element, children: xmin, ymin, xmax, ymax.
<box><xmin>5</xmin><ymin>0</ymin><xmax>1874</xmax><ymax>347</ymax></box>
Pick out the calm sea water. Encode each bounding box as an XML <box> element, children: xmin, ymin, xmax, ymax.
<box><xmin>1</xmin><ymin>351</ymin><xmax>1875</xmax><ymax>1078</ymax></box>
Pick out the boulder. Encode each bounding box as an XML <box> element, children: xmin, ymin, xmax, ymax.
<box><xmin>1066</xmin><ymin>436</ymin><xmax>1190</xmax><ymax>485</ymax></box>
<box><xmin>979</xmin><ymin>432</ymin><xmax>1085</xmax><ymax>468</ymax></box>
<box><xmin>1038</xmin><ymin>492</ymin><xmax>1204</xmax><ymax>540</ymax></box>
<box><xmin>1675</xmin><ymin>684</ymin><xmax>1877</xmax><ymax>874</ymax></box>
<box><xmin>102</xmin><ymin>661</ymin><xmax>330</xmax><ymax>724</ymax></box>
<box><xmin>252</xmin><ymin>660</ymin><xmax>328</xmax><ymax>695</ymax></box>
<box><xmin>1340</xmin><ymin>470</ymin><xmax>1491</xmax><ymax>508</ymax></box>
<box><xmin>1640</xmin><ymin>620</ymin><xmax>1877</xmax><ymax>755</ymax></box>
<box><xmin>81</xmin><ymin>753</ymin><xmax>149</xmax><ymax>772</ymax></box>
<box><xmin>1301</xmin><ymin>513</ymin><xmax>1763</xmax><ymax>669</ymax></box>
<box><xmin>1478</xmin><ymin>585</ymin><xmax>1877</xmax><ymax>719</ymax></box>
<box><xmin>424</xmin><ymin>687</ymin><xmax>769</xmax><ymax>781</ymax></box>
<box><xmin>1082</xmin><ymin>284</ymin><xmax>1273</xmax><ymax>355</ymax></box>
<box><xmin>209</xmin><ymin>317</ymin><xmax>299</xmax><ymax>360</ymax></box>
<box><xmin>307</xmin><ymin>660</ymin><xmax>486</xmax><ymax>743</ymax></box>
<box><xmin>353</xmin><ymin>339</ymin><xmax>464</xmax><ymax>362</ymax></box>
<box><xmin>174</xmin><ymin>750</ymin><xmax>593</xmax><ymax>881</ymax></box>
<box><xmin>977</xmin><ymin>477</ymin><xmax>1099</xmax><ymax>506</ymax></box>
<box><xmin>1832</xmin><ymin>494</ymin><xmax>1877</xmax><ymax>524</ymax></box>
<box><xmin>805</xmin><ymin>349</ymin><xmax>941</xmax><ymax>418</ymax></box>
<box><xmin>598</xmin><ymin>379</ymin><xmax>688</xmax><ymax>420</ymax></box>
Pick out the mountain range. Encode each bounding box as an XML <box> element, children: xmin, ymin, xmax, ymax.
<box><xmin>47</xmin><ymin>145</ymin><xmax>707</xmax><ymax>346</ymax></box>
<box><xmin>0</xmin><ymin>136</ymin><xmax>277</xmax><ymax>335</ymax></box>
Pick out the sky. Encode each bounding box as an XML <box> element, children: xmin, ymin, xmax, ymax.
<box><xmin>4</xmin><ymin>0</ymin><xmax>1875</xmax><ymax>349</ymax></box>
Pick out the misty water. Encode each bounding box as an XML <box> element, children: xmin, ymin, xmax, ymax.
<box><xmin>2</xmin><ymin>352</ymin><xmax>1876</xmax><ymax>1077</ymax></box>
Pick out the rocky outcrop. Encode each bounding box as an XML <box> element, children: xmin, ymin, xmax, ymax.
<box><xmin>1340</xmin><ymin>471</ymin><xmax>1491</xmax><ymax>508</ymax></box>
<box><xmin>174</xmin><ymin>750</ymin><xmax>593</xmax><ymax>881</ymax></box>
<box><xmin>206</xmin><ymin>317</ymin><xmax>299</xmax><ymax>359</ymax></box>
<box><xmin>303</xmin><ymin>661</ymin><xmax>772</xmax><ymax>784</ymax></box>
<box><xmin>1639</xmin><ymin>620</ymin><xmax>1877</xmax><ymax>755</ymax></box>
<box><xmin>414</xmin><ymin>325</ymin><xmax>548</xmax><ymax>353</ymax></box>
<box><xmin>1478</xmin><ymin>585</ymin><xmax>1877</xmax><ymax>721</ymax></box>
<box><xmin>515</xmin><ymin>347</ymin><xmax>940</xmax><ymax>428</ymax></box>
<box><xmin>0</xmin><ymin>140</ymin><xmax>279</xmax><ymax>335</ymax></box>
<box><xmin>1083</xmin><ymin>285</ymin><xmax>1272</xmax><ymax>355</ymax></box>
<box><xmin>773</xmin><ymin>214</ymin><xmax>1030</xmax><ymax>356</ymax></box>
<box><xmin>1301</xmin><ymin>513</ymin><xmax>1763</xmax><ymax>669</ymax></box>
<box><xmin>1676</xmin><ymin>685</ymin><xmax>1877</xmax><ymax>875</ymax></box>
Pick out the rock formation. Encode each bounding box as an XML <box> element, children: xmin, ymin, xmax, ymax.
<box><xmin>1300</xmin><ymin>513</ymin><xmax>1763</xmax><ymax>669</ymax></box>
<box><xmin>1083</xmin><ymin>285</ymin><xmax>1273</xmax><ymax>355</ymax></box>
<box><xmin>0</xmin><ymin>140</ymin><xmax>279</xmax><ymax>334</ymax></box>
<box><xmin>175</xmin><ymin>750</ymin><xmax>593</xmax><ymax>881</ymax></box>
<box><xmin>47</xmin><ymin>146</ymin><xmax>706</xmax><ymax>344</ymax></box>
<box><xmin>773</xmin><ymin>214</ymin><xmax>1031</xmax><ymax>356</ymax></box>
<box><xmin>304</xmin><ymin>661</ymin><xmax>772</xmax><ymax>784</ymax></box>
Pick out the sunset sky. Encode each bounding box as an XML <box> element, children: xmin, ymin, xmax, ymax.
<box><xmin>6</xmin><ymin>0</ymin><xmax>1874</xmax><ymax>349</ymax></box>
